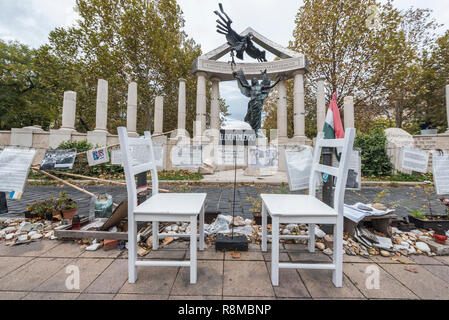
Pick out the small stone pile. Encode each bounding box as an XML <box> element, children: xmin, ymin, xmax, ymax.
<box><xmin>0</xmin><ymin>218</ymin><xmax>60</xmax><ymax>245</ymax></box>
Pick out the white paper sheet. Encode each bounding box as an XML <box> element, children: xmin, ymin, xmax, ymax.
<box><xmin>432</xmin><ymin>151</ymin><xmax>449</xmax><ymax>195</ymax></box>
<box><xmin>171</xmin><ymin>145</ymin><xmax>203</xmax><ymax>167</ymax></box>
<box><xmin>400</xmin><ymin>146</ymin><xmax>429</xmax><ymax>173</ymax></box>
<box><xmin>284</xmin><ymin>146</ymin><xmax>313</xmax><ymax>191</ymax></box>
<box><xmin>87</xmin><ymin>147</ymin><xmax>109</xmax><ymax>166</ymax></box>
<box><xmin>248</xmin><ymin>147</ymin><xmax>279</xmax><ymax>169</ymax></box>
<box><xmin>0</xmin><ymin>148</ymin><xmax>36</xmax><ymax>199</ymax></box>
<box><xmin>216</xmin><ymin>145</ymin><xmax>245</xmax><ymax>166</ymax></box>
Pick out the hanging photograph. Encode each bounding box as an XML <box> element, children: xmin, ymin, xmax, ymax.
<box><xmin>87</xmin><ymin>147</ymin><xmax>109</xmax><ymax>166</ymax></box>
<box><xmin>248</xmin><ymin>146</ymin><xmax>279</xmax><ymax>169</ymax></box>
<box><xmin>40</xmin><ymin>149</ymin><xmax>77</xmax><ymax>171</ymax></box>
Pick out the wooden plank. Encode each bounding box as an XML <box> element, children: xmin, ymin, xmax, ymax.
<box><xmin>55</xmin><ymin>229</ymin><xmax>128</xmax><ymax>241</ymax></box>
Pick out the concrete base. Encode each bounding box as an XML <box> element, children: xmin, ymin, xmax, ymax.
<box><xmin>49</xmin><ymin>129</ymin><xmax>74</xmax><ymax>149</ymax></box>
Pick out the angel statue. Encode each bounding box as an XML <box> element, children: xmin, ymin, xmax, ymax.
<box><xmin>214</xmin><ymin>3</ymin><xmax>267</xmax><ymax>66</ymax></box>
<box><xmin>233</xmin><ymin>69</ymin><xmax>284</xmax><ymax>136</ymax></box>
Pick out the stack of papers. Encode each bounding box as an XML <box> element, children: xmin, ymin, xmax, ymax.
<box><xmin>344</xmin><ymin>203</ymin><xmax>394</xmax><ymax>223</ymax></box>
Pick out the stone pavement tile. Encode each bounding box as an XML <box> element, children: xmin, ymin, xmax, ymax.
<box><xmin>145</xmin><ymin>250</ymin><xmax>187</xmax><ymax>260</ymax></box>
<box><xmin>262</xmin><ymin>252</ymin><xmax>290</xmax><ymax>262</ymax></box>
<box><xmin>422</xmin><ymin>265</ymin><xmax>449</xmax><ymax>284</ymax></box>
<box><xmin>343</xmin><ymin>255</ymin><xmax>371</xmax><ymax>263</ymax></box>
<box><xmin>169</xmin><ymin>295</ymin><xmax>222</xmax><ymax>300</ymax></box>
<box><xmin>34</xmin><ymin>258</ymin><xmax>113</xmax><ymax>293</ymax></box>
<box><xmin>223</xmin><ymin>296</ymin><xmax>274</xmax><ymax>300</ymax></box>
<box><xmin>343</xmin><ymin>263</ymin><xmax>418</xmax><ymax>299</ymax></box>
<box><xmin>224</xmin><ymin>250</ymin><xmax>263</xmax><ymax>261</ymax></box>
<box><xmin>114</xmin><ymin>294</ymin><xmax>168</xmax><ymax>300</ymax></box>
<box><xmin>288</xmin><ymin>251</ymin><xmax>332</xmax><ymax>263</ymax></box>
<box><xmin>80</xmin><ymin>248</ymin><xmax>124</xmax><ymax>259</ymax></box>
<box><xmin>77</xmin><ymin>293</ymin><xmax>115</xmax><ymax>300</ymax></box>
<box><xmin>0</xmin><ymin>256</ymin><xmax>34</xmax><ymax>279</ymax></box>
<box><xmin>41</xmin><ymin>241</ymin><xmax>84</xmax><ymax>258</ymax></box>
<box><xmin>171</xmin><ymin>261</ymin><xmax>223</xmax><ymax>296</ymax></box>
<box><xmin>198</xmin><ymin>247</ymin><xmax>224</xmax><ymax>260</ymax></box>
<box><xmin>380</xmin><ymin>264</ymin><xmax>449</xmax><ymax>299</ymax></box>
<box><xmin>119</xmin><ymin>266</ymin><xmax>179</xmax><ymax>295</ymax></box>
<box><xmin>223</xmin><ymin>261</ymin><xmax>274</xmax><ymax>297</ymax></box>
<box><xmin>265</xmin><ymin>262</ymin><xmax>310</xmax><ymax>299</ymax></box>
<box><xmin>369</xmin><ymin>255</ymin><xmax>414</xmax><ymax>264</ymax></box>
<box><xmin>298</xmin><ymin>268</ymin><xmax>364</xmax><ymax>299</ymax></box>
<box><xmin>84</xmin><ymin>259</ymin><xmax>128</xmax><ymax>294</ymax></box>
<box><xmin>434</xmin><ymin>256</ymin><xmax>449</xmax><ymax>265</ymax></box>
<box><xmin>0</xmin><ymin>291</ymin><xmax>28</xmax><ymax>300</ymax></box>
<box><xmin>163</xmin><ymin>242</ymin><xmax>190</xmax><ymax>250</ymax></box>
<box><xmin>0</xmin><ymin>258</ymin><xmax>71</xmax><ymax>291</ymax></box>
<box><xmin>0</xmin><ymin>240</ymin><xmax>59</xmax><ymax>257</ymax></box>
<box><xmin>410</xmin><ymin>255</ymin><xmax>444</xmax><ymax>265</ymax></box>
<box><xmin>22</xmin><ymin>292</ymin><xmax>80</xmax><ymax>300</ymax></box>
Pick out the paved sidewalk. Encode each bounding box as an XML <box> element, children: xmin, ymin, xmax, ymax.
<box><xmin>0</xmin><ymin>240</ymin><xmax>448</xmax><ymax>300</ymax></box>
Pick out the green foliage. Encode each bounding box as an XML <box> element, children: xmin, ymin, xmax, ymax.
<box><xmin>355</xmin><ymin>128</ymin><xmax>393</xmax><ymax>177</ymax></box>
<box><xmin>57</xmin><ymin>140</ymin><xmax>93</xmax><ymax>153</ymax></box>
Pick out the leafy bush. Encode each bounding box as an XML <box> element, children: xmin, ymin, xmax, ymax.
<box><xmin>354</xmin><ymin>128</ymin><xmax>393</xmax><ymax>177</ymax></box>
<box><xmin>57</xmin><ymin>140</ymin><xmax>93</xmax><ymax>153</ymax></box>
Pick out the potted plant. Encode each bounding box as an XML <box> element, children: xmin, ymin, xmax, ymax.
<box><xmin>28</xmin><ymin>199</ymin><xmax>55</xmax><ymax>221</ymax></box>
<box><xmin>57</xmin><ymin>192</ymin><xmax>78</xmax><ymax>221</ymax></box>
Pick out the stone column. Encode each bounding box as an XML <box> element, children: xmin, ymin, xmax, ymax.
<box><xmin>210</xmin><ymin>78</ymin><xmax>220</xmax><ymax>132</ymax></box>
<box><xmin>446</xmin><ymin>85</ymin><xmax>449</xmax><ymax>133</ymax></box>
<box><xmin>317</xmin><ymin>78</ymin><xmax>326</xmax><ymax>132</ymax></box>
<box><xmin>60</xmin><ymin>91</ymin><xmax>77</xmax><ymax>131</ymax></box>
<box><xmin>94</xmin><ymin>79</ymin><xmax>108</xmax><ymax>133</ymax></box>
<box><xmin>344</xmin><ymin>96</ymin><xmax>355</xmax><ymax>129</ymax></box>
<box><xmin>154</xmin><ymin>96</ymin><xmax>164</xmax><ymax>135</ymax></box>
<box><xmin>195</xmin><ymin>72</ymin><xmax>207</xmax><ymax>137</ymax></box>
<box><xmin>177</xmin><ymin>79</ymin><xmax>187</xmax><ymax>133</ymax></box>
<box><xmin>293</xmin><ymin>72</ymin><xmax>305</xmax><ymax>138</ymax></box>
<box><xmin>277</xmin><ymin>80</ymin><xmax>288</xmax><ymax>139</ymax></box>
<box><xmin>127</xmin><ymin>82</ymin><xmax>138</xmax><ymax>137</ymax></box>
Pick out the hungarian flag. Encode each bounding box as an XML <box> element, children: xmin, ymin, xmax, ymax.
<box><xmin>323</xmin><ymin>92</ymin><xmax>345</xmax><ymax>139</ymax></box>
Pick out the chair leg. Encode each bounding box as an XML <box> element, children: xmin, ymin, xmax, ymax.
<box><xmin>199</xmin><ymin>205</ymin><xmax>205</xmax><ymax>251</ymax></box>
<box><xmin>128</xmin><ymin>220</ymin><xmax>137</xmax><ymax>283</ymax></box>
<box><xmin>308</xmin><ymin>224</ymin><xmax>316</xmax><ymax>253</ymax></box>
<box><xmin>152</xmin><ymin>221</ymin><xmax>159</xmax><ymax>250</ymax></box>
<box><xmin>190</xmin><ymin>216</ymin><xmax>198</xmax><ymax>284</ymax></box>
<box><xmin>332</xmin><ymin>220</ymin><xmax>343</xmax><ymax>288</ymax></box>
<box><xmin>271</xmin><ymin>217</ymin><xmax>280</xmax><ymax>286</ymax></box>
<box><xmin>262</xmin><ymin>203</ymin><xmax>268</xmax><ymax>252</ymax></box>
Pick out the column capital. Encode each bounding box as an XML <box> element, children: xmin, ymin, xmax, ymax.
<box><xmin>195</xmin><ymin>71</ymin><xmax>208</xmax><ymax>78</ymax></box>
<box><xmin>179</xmin><ymin>78</ymin><xmax>187</xmax><ymax>83</ymax></box>
<box><xmin>210</xmin><ymin>76</ymin><xmax>221</xmax><ymax>83</ymax></box>
<box><xmin>293</xmin><ymin>70</ymin><xmax>305</xmax><ymax>76</ymax></box>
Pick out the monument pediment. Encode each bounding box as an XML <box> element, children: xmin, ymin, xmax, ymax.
<box><xmin>192</xmin><ymin>27</ymin><xmax>309</xmax><ymax>81</ymax></box>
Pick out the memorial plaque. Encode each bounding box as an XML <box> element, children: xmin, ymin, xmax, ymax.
<box><xmin>87</xmin><ymin>147</ymin><xmax>109</xmax><ymax>166</ymax></box>
<box><xmin>110</xmin><ymin>143</ymin><xmax>165</xmax><ymax>169</ymax></box>
<box><xmin>432</xmin><ymin>152</ymin><xmax>449</xmax><ymax>195</ymax></box>
<box><xmin>40</xmin><ymin>149</ymin><xmax>76</xmax><ymax>171</ymax></box>
<box><xmin>216</xmin><ymin>145</ymin><xmax>246</xmax><ymax>166</ymax></box>
<box><xmin>347</xmin><ymin>149</ymin><xmax>362</xmax><ymax>190</ymax></box>
<box><xmin>248</xmin><ymin>146</ymin><xmax>279</xmax><ymax>169</ymax></box>
<box><xmin>220</xmin><ymin>129</ymin><xmax>256</xmax><ymax>146</ymax></box>
<box><xmin>0</xmin><ymin>148</ymin><xmax>36</xmax><ymax>199</ymax></box>
<box><xmin>400</xmin><ymin>146</ymin><xmax>429</xmax><ymax>173</ymax></box>
<box><xmin>284</xmin><ymin>146</ymin><xmax>313</xmax><ymax>191</ymax></box>
<box><xmin>171</xmin><ymin>145</ymin><xmax>203</xmax><ymax>167</ymax></box>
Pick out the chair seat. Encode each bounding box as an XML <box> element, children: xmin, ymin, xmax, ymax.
<box><xmin>261</xmin><ymin>194</ymin><xmax>337</xmax><ymax>217</ymax></box>
<box><xmin>134</xmin><ymin>193</ymin><xmax>207</xmax><ymax>215</ymax></box>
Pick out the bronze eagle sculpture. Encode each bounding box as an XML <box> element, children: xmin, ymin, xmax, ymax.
<box><xmin>214</xmin><ymin>3</ymin><xmax>267</xmax><ymax>65</ymax></box>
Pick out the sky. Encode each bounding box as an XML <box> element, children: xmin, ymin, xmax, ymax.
<box><xmin>1</xmin><ymin>0</ymin><xmax>448</xmax><ymax>121</ymax></box>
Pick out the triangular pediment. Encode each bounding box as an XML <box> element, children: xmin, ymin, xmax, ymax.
<box><xmin>202</xmin><ymin>27</ymin><xmax>302</xmax><ymax>61</ymax></box>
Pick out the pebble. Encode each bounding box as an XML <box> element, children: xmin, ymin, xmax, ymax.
<box><xmin>411</xmin><ymin>230</ymin><xmax>423</xmax><ymax>236</ymax></box>
<box><xmin>415</xmin><ymin>242</ymin><xmax>431</xmax><ymax>253</ymax></box>
<box><xmin>323</xmin><ymin>248</ymin><xmax>333</xmax><ymax>255</ymax></box>
<box><xmin>17</xmin><ymin>235</ymin><xmax>28</xmax><ymax>242</ymax></box>
<box><xmin>380</xmin><ymin>250</ymin><xmax>390</xmax><ymax>257</ymax></box>
<box><xmin>315</xmin><ymin>242</ymin><xmax>325</xmax><ymax>250</ymax></box>
<box><xmin>282</xmin><ymin>229</ymin><xmax>291</xmax><ymax>235</ymax></box>
<box><xmin>372</xmin><ymin>203</ymin><xmax>387</xmax><ymax>211</ymax></box>
<box><xmin>314</xmin><ymin>226</ymin><xmax>326</xmax><ymax>238</ymax></box>
<box><xmin>5</xmin><ymin>234</ymin><xmax>15</xmax><ymax>241</ymax></box>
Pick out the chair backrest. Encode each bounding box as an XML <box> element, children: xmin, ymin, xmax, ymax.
<box><xmin>117</xmin><ymin>127</ymin><xmax>159</xmax><ymax>212</ymax></box>
<box><xmin>309</xmin><ymin>128</ymin><xmax>356</xmax><ymax>215</ymax></box>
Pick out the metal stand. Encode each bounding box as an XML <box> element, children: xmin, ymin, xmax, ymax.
<box><xmin>216</xmin><ymin>139</ymin><xmax>248</xmax><ymax>251</ymax></box>
<box><xmin>0</xmin><ymin>192</ymin><xmax>8</xmax><ymax>215</ymax></box>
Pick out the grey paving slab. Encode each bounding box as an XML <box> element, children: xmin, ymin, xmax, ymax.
<box><xmin>380</xmin><ymin>263</ymin><xmax>449</xmax><ymax>299</ymax></box>
<box><xmin>114</xmin><ymin>294</ymin><xmax>169</xmax><ymax>300</ymax></box>
<box><xmin>264</xmin><ymin>262</ymin><xmax>310</xmax><ymax>299</ymax></box>
<box><xmin>343</xmin><ymin>263</ymin><xmax>418</xmax><ymax>299</ymax></box>
<box><xmin>84</xmin><ymin>259</ymin><xmax>128</xmax><ymax>294</ymax></box>
<box><xmin>434</xmin><ymin>256</ymin><xmax>449</xmax><ymax>265</ymax></box>
<box><xmin>224</xmin><ymin>250</ymin><xmax>264</xmax><ymax>261</ymax></box>
<box><xmin>80</xmin><ymin>248</ymin><xmax>124</xmax><ymax>259</ymax></box>
<box><xmin>41</xmin><ymin>242</ymin><xmax>84</xmax><ymax>258</ymax></box>
<box><xmin>169</xmin><ymin>295</ymin><xmax>222</xmax><ymax>300</ymax></box>
<box><xmin>0</xmin><ymin>240</ymin><xmax>60</xmax><ymax>257</ymax></box>
<box><xmin>34</xmin><ymin>258</ymin><xmax>113</xmax><ymax>293</ymax></box>
<box><xmin>77</xmin><ymin>293</ymin><xmax>115</xmax><ymax>300</ymax></box>
<box><xmin>145</xmin><ymin>249</ymin><xmax>186</xmax><ymax>260</ymax></box>
<box><xmin>0</xmin><ymin>258</ymin><xmax>71</xmax><ymax>291</ymax></box>
<box><xmin>422</xmin><ymin>265</ymin><xmax>449</xmax><ymax>284</ymax></box>
<box><xmin>119</xmin><ymin>265</ymin><xmax>179</xmax><ymax>295</ymax></box>
<box><xmin>262</xmin><ymin>251</ymin><xmax>290</xmax><ymax>262</ymax></box>
<box><xmin>0</xmin><ymin>256</ymin><xmax>34</xmax><ymax>279</ymax></box>
<box><xmin>23</xmin><ymin>292</ymin><xmax>79</xmax><ymax>300</ymax></box>
<box><xmin>343</xmin><ymin>254</ymin><xmax>372</xmax><ymax>263</ymax></box>
<box><xmin>409</xmin><ymin>255</ymin><xmax>444</xmax><ymax>265</ymax></box>
<box><xmin>223</xmin><ymin>296</ymin><xmax>275</xmax><ymax>300</ymax></box>
<box><xmin>298</xmin><ymin>268</ymin><xmax>364</xmax><ymax>299</ymax></box>
<box><xmin>369</xmin><ymin>255</ymin><xmax>414</xmax><ymax>265</ymax></box>
<box><xmin>198</xmin><ymin>247</ymin><xmax>224</xmax><ymax>260</ymax></box>
<box><xmin>171</xmin><ymin>260</ymin><xmax>223</xmax><ymax>296</ymax></box>
<box><xmin>0</xmin><ymin>291</ymin><xmax>28</xmax><ymax>300</ymax></box>
<box><xmin>223</xmin><ymin>261</ymin><xmax>274</xmax><ymax>297</ymax></box>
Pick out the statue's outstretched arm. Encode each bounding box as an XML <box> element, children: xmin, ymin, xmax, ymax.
<box><xmin>265</xmin><ymin>75</ymin><xmax>284</xmax><ymax>90</ymax></box>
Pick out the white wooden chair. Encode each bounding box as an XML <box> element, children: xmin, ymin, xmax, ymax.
<box><xmin>118</xmin><ymin>127</ymin><xmax>206</xmax><ymax>284</ymax></box>
<box><xmin>261</xmin><ymin>128</ymin><xmax>356</xmax><ymax>287</ymax></box>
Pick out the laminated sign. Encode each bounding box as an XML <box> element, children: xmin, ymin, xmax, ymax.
<box><xmin>284</xmin><ymin>146</ymin><xmax>313</xmax><ymax>191</ymax></box>
<box><xmin>248</xmin><ymin>147</ymin><xmax>279</xmax><ymax>169</ymax></box>
<box><xmin>0</xmin><ymin>148</ymin><xmax>36</xmax><ymax>199</ymax></box>
<box><xmin>87</xmin><ymin>147</ymin><xmax>109</xmax><ymax>166</ymax></box>
<box><xmin>216</xmin><ymin>145</ymin><xmax>246</xmax><ymax>166</ymax></box>
<box><xmin>400</xmin><ymin>146</ymin><xmax>429</xmax><ymax>173</ymax></box>
<box><xmin>110</xmin><ymin>143</ymin><xmax>165</xmax><ymax>169</ymax></box>
<box><xmin>432</xmin><ymin>152</ymin><xmax>449</xmax><ymax>195</ymax></box>
<box><xmin>171</xmin><ymin>145</ymin><xmax>203</xmax><ymax>167</ymax></box>
<box><xmin>40</xmin><ymin>149</ymin><xmax>76</xmax><ymax>171</ymax></box>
